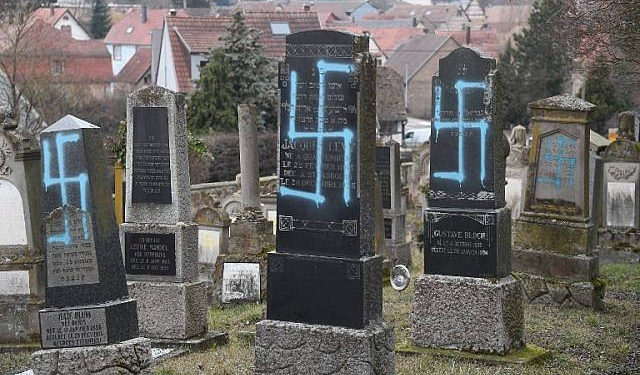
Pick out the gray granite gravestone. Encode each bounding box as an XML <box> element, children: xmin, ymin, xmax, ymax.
<box><xmin>120</xmin><ymin>86</ymin><xmax>210</xmax><ymax>347</ymax></box>
<box><xmin>193</xmin><ymin>207</ymin><xmax>230</xmax><ymax>304</ymax></box>
<box><xmin>512</xmin><ymin>95</ymin><xmax>604</xmax><ymax>309</ymax></box>
<box><xmin>0</xmin><ymin>130</ymin><xmax>44</xmax><ymax>346</ymax></box>
<box><xmin>254</xmin><ymin>30</ymin><xmax>395</xmax><ymax>375</ymax></box>
<box><xmin>376</xmin><ymin>141</ymin><xmax>411</xmax><ymax>267</ymax></box>
<box><xmin>412</xmin><ymin>47</ymin><xmax>524</xmax><ymax>354</ymax></box>
<box><xmin>598</xmin><ymin>112</ymin><xmax>640</xmax><ymax>253</ymax></box>
<box><xmin>30</xmin><ymin>115</ymin><xmax>151</xmax><ymax>374</ymax></box>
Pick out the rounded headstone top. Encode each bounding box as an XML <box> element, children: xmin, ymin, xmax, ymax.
<box><xmin>129</xmin><ymin>85</ymin><xmax>185</xmax><ymax>106</ymax></box>
<box><xmin>42</xmin><ymin>115</ymin><xmax>99</xmax><ymax>133</ymax></box>
<box><xmin>529</xmin><ymin>94</ymin><xmax>595</xmax><ymax>112</ymax></box>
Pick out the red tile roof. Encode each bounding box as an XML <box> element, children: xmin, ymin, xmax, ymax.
<box><xmin>116</xmin><ymin>47</ymin><xmax>151</xmax><ymax>83</ymax></box>
<box><xmin>106</xmin><ymin>7</ymin><xmax>186</xmax><ymax>46</ymax></box>
<box><xmin>438</xmin><ymin>29</ymin><xmax>501</xmax><ymax>57</ymax></box>
<box><xmin>30</xmin><ymin>7</ymin><xmax>73</xmax><ymax>26</ymax></box>
<box><xmin>165</xmin><ymin>11</ymin><xmax>321</xmax><ymax>93</ymax></box>
<box><xmin>2</xmin><ymin>21</ymin><xmax>113</xmax><ymax>84</ymax></box>
<box><xmin>328</xmin><ymin>25</ymin><xmax>423</xmax><ymax>57</ymax></box>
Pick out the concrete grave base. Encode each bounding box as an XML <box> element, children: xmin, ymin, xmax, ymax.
<box><xmin>128</xmin><ymin>281</ymin><xmax>207</xmax><ymax>340</ymax></box>
<box><xmin>0</xmin><ymin>296</ymin><xmax>43</xmax><ymax>346</ymax></box>
<box><xmin>254</xmin><ymin>320</ymin><xmax>395</xmax><ymax>375</ymax></box>
<box><xmin>150</xmin><ymin>331</ymin><xmax>229</xmax><ymax>351</ymax></box>
<box><xmin>380</xmin><ymin>241</ymin><xmax>411</xmax><ymax>268</ymax></box>
<box><xmin>396</xmin><ymin>343</ymin><xmax>550</xmax><ymax>365</ymax></box>
<box><xmin>517</xmin><ymin>273</ymin><xmax>605</xmax><ymax>309</ymax></box>
<box><xmin>597</xmin><ymin>228</ymin><xmax>640</xmax><ymax>264</ymax></box>
<box><xmin>31</xmin><ymin>337</ymin><xmax>152</xmax><ymax>375</ymax></box>
<box><xmin>513</xmin><ymin>213</ymin><xmax>593</xmax><ymax>255</ymax></box>
<box><xmin>411</xmin><ymin>274</ymin><xmax>524</xmax><ymax>354</ymax></box>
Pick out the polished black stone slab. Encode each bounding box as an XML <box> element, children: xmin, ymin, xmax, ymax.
<box><xmin>376</xmin><ymin>146</ymin><xmax>392</xmax><ymax>210</ymax></box>
<box><xmin>267</xmin><ymin>252</ymin><xmax>382</xmax><ymax>329</ymax></box>
<box><xmin>124</xmin><ymin>232</ymin><xmax>176</xmax><ymax>276</ymax></box>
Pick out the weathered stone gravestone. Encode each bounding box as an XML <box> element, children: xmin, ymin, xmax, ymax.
<box><xmin>376</xmin><ymin>141</ymin><xmax>411</xmax><ymax>267</ymax></box>
<box><xmin>193</xmin><ymin>207</ymin><xmax>230</xmax><ymax>303</ymax></box>
<box><xmin>414</xmin><ymin>47</ymin><xmax>524</xmax><ymax>354</ymax></box>
<box><xmin>513</xmin><ymin>94</ymin><xmax>604</xmax><ymax>308</ymax></box>
<box><xmin>255</xmin><ymin>30</ymin><xmax>394</xmax><ymax>375</ymax></box>
<box><xmin>120</xmin><ymin>86</ymin><xmax>209</xmax><ymax>346</ymax></box>
<box><xmin>31</xmin><ymin>115</ymin><xmax>151</xmax><ymax>374</ymax></box>
<box><xmin>598</xmin><ymin>112</ymin><xmax>640</xmax><ymax>253</ymax></box>
<box><xmin>212</xmin><ymin>104</ymin><xmax>275</xmax><ymax>304</ymax></box>
<box><xmin>0</xmin><ymin>129</ymin><xmax>44</xmax><ymax>346</ymax></box>
<box><xmin>505</xmin><ymin>125</ymin><xmax>529</xmax><ymax>219</ymax></box>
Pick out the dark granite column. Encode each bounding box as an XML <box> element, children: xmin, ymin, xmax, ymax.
<box><xmin>254</xmin><ymin>30</ymin><xmax>394</xmax><ymax>375</ymax></box>
<box><xmin>31</xmin><ymin>115</ymin><xmax>150</xmax><ymax>374</ymax></box>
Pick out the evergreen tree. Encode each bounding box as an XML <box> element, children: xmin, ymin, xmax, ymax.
<box><xmin>90</xmin><ymin>0</ymin><xmax>111</xmax><ymax>39</ymax></box>
<box><xmin>584</xmin><ymin>62</ymin><xmax>630</xmax><ymax>135</ymax></box>
<box><xmin>498</xmin><ymin>0</ymin><xmax>571</xmax><ymax>127</ymax></box>
<box><xmin>187</xmin><ymin>49</ymin><xmax>237</xmax><ymax>133</ymax></box>
<box><xmin>187</xmin><ymin>10</ymin><xmax>277</xmax><ymax>133</ymax></box>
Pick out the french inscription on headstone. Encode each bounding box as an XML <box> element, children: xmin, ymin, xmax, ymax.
<box><xmin>124</xmin><ymin>232</ymin><xmax>176</xmax><ymax>276</ymax></box>
<box><xmin>131</xmin><ymin>107</ymin><xmax>171</xmax><ymax>204</ymax></box>
<box><xmin>40</xmin><ymin>308</ymin><xmax>108</xmax><ymax>349</ymax></box>
<box><xmin>0</xmin><ymin>270</ymin><xmax>30</xmax><ymax>295</ymax></box>
<box><xmin>222</xmin><ymin>263</ymin><xmax>260</xmax><ymax>303</ymax></box>
<box><xmin>45</xmin><ymin>206</ymin><xmax>99</xmax><ymax>288</ymax></box>
<box><xmin>376</xmin><ymin>147</ymin><xmax>392</xmax><ymax>210</ymax></box>
<box><xmin>277</xmin><ymin>31</ymin><xmax>363</xmax><ymax>258</ymax></box>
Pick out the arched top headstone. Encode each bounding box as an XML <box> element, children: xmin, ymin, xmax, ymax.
<box><xmin>0</xmin><ymin>179</ymin><xmax>27</xmax><ymax>246</ymax></box>
<box><xmin>193</xmin><ymin>207</ymin><xmax>230</xmax><ymax>227</ymax></box>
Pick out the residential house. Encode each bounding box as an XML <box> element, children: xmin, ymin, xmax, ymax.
<box><xmin>105</xmin><ymin>6</ymin><xmax>177</xmax><ymax>75</ymax></box>
<box><xmin>1</xmin><ymin>21</ymin><xmax>113</xmax><ymax>99</ymax></box>
<box><xmin>156</xmin><ymin>11</ymin><xmax>320</xmax><ymax>93</ymax></box>
<box><xmin>439</xmin><ymin>29</ymin><xmax>500</xmax><ymax>57</ymax></box>
<box><xmin>386</xmin><ymin>33</ymin><xmax>460</xmax><ymax>119</ymax></box>
<box><xmin>328</xmin><ymin>25</ymin><xmax>423</xmax><ymax>64</ymax></box>
<box><xmin>347</xmin><ymin>1</ymin><xmax>380</xmax><ymax>22</ymax></box>
<box><xmin>377</xmin><ymin>66</ymin><xmax>407</xmax><ymax>137</ymax></box>
<box><xmin>30</xmin><ymin>6</ymin><xmax>91</xmax><ymax>40</ymax></box>
<box><xmin>115</xmin><ymin>48</ymin><xmax>153</xmax><ymax>94</ymax></box>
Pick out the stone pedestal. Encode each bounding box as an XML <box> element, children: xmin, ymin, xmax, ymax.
<box><xmin>128</xmin><ymin>281</ymin><xmax>207</xmax><ymax>340</ymax></box>
<box><xmin>411</xmin><ymin>274</ymin><xmax>524</xmax><ymax>354</ymax></box>
<box><xmin>255</xmin><ymin>320</ymin><xmax>394</xmax><ymax>375</ymax></box>
<box><xmin>32</xmin><ymin>337</ymin><xmax>152</xmax><ymax>375</ymax></box>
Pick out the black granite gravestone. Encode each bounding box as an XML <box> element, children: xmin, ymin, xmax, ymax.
<box><xmin>268</xmin><ymin>30</ymin><xmax>380</xmax><ymax>329</ymax></box>
<box><xmin>124</xmin><ymin>233</ymin><xmax>176</xmax><ymax>276</ymax></box>
<box><xmin>131</xmin><ymin>107</ymin><xmax>171</xmax><ymax>204</ymax></box>
<box><xmin>39</xmin><ymin>116</ymin><xmax>138</xmax><ymax>349</ymax></box>
<box><xmin>376</xmin><ymin>146</ymin><xmax>392</xmax><ymax>210</ymax></box>
<box><xmin>424</xmin><ymin>48</ymin><xmax>510</xmax><ymax>278</ymax></box>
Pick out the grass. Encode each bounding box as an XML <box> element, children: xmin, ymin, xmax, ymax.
<box><xmin>1</xmin><ymin>247</ymin><xmax>638</xmax><ymax>375</ymax></box>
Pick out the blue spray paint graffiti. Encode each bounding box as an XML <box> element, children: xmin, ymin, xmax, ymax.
<box><xmin>432</xmin><ymin>81</ymin><xmax>488</xmax><ymax>186</ymax></box>
<box><xmin>537</xmin><ymin>134</ymin><xmax>577</xmax><ymax>188</ymax></box>
<box><xmin>280</xmin><ymin>60</ymin><xmax>355</xmax><ymax>206</ymax></box>
<box><xmin>42</xmin><ymin>132</ymin><xmax>89</xmax><ymax>244</ymax></box>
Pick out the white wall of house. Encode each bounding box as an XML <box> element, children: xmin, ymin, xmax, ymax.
<box><xmin>155</xmin><ymin>24</ymin><xmax>178</xmax><ymax>92</ymax></box>
<box><xmin>350</xmin><ymin>3</ymin><xmax>377</xmax><ymax>22</ymax></box>
<box><xmin>106</xmin><ymin>44</ymin><xmax>138</xmax><ymax>75</ymax></box>
<box><xmin>54</xmin><ymin>13</ymin><xmax>91</xmax><ymax>40</ymax></box>
<box><xmin>190</xmin><ymin>54</ymin><xmax>207</xmax><ymax>81</ymax></box>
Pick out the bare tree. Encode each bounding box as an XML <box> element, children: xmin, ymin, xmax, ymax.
<box><xmin>0</xmin><ymin>0</ymin><xmax>47</xmax><ymax>134</ymax></box>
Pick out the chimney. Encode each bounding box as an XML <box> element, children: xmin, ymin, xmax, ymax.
<box><xmin>412</xmin><ymin>16</ymin><xmax>417</xmax><ymax>27</ymax></box>
<box><xmin>303</xmin><ymin>4</ymin><xmax>311</xmax><ymax>12</ymax></box>
<box><xmin>50</xmin><ymin>3</ymin><xmax>55</xmax><ymax>16</ymax></box>
<box><xmin>465</xmin><ymin>25</ymin><xmax>471</xmax><ymax>45</ymax></box>
<box><xmin>141</xmin><ymin>5</ymin><xmax>148</xmax><ymax>24</ymax></box>
<box><xmin>169</xmin><ymin>9</ymin><xmax>177</xmax><ymax>16</ymax></box>
<box><xmin>151</xmin><ymin>29</ymin><xmax>162</xmax><ymax>84</ymax></box>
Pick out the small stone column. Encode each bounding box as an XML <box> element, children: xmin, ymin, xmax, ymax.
<box><xmin>237</xmin><ymin>104</ymin><xmax>261</xmax><ymax>211</ymax></box>
<box><xmin>120</xmin><ymin>86</ymin><xmax>213</xmax><ymax>347</ymax></box>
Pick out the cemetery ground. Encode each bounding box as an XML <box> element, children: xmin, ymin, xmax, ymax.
<box><xmin>1</xmin><ymin>218</ymin><xmax>639</xmax><ymax>375</ymax></box>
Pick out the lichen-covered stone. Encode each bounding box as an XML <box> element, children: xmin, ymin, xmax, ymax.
<box><xmin>520</xmin><ymin>274</ymin><xmax>548</xmax><ymax>301</ymax></box>
<box><xmin>32</xmin><ymin>337</ymin><xmax>152</xmax><ymax>375</ymax></box>
<box><xmin>255</xmin><ymin>320</ymin><xmax>394</xmax><ymax>375</ymax></box>
<box><xmin>411</xmin><ymin>274</ymin><xmax>524</xmax><ymax>354</ymax></box>
<box><xmin>547</xmin><ymin>283</ymin><xmax>569</xmax><ymax>304</ymax></box>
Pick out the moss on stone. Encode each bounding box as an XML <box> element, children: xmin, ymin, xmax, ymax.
<box><xmin>396</xmin><ymin>343</ymin><xmax>550</xmax><ymax>365</ymax></box>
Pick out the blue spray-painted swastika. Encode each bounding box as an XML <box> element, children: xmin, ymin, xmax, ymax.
<box><xmin>537</xmin><ymin>134</ymin><xmax>577</xmax><ymax>188</ymax></box>
<box><xmin>280</xmin><ymin>60</ymin><xmax>355</xmax><ymax>206</ymax></box>
<box><xmin>433</xmin><ymin>81</ymin><xmax>488</xmax><ymax>186</ymax></box>
<box><xmin>43</xmin><ymin>132</ymin><xmax>89</xmax><ymax>244</ymax></box>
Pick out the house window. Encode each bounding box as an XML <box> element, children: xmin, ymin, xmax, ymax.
<box><xmin>199</xmin><ymin>60</ymin><xmax>208</xmax><ymax>68</ymax></box>
<box><xmin>60</xmin><ymin>25</ymin><xmax>71</xmax><ymax>34</ymax></box>
<box><xmin>270</xmin><ymin>22</ymin><xmax>291</xmax><ymax>36</ymax></box>
<box><xmin>52</xmin><ymin>60</ymin><xmax>63</xmax><ymax>76</ymax></box>
<box><xmin>113</xmin><ymin>45</ymin><xmax>122</xmax><ymax>61</ymax></box>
